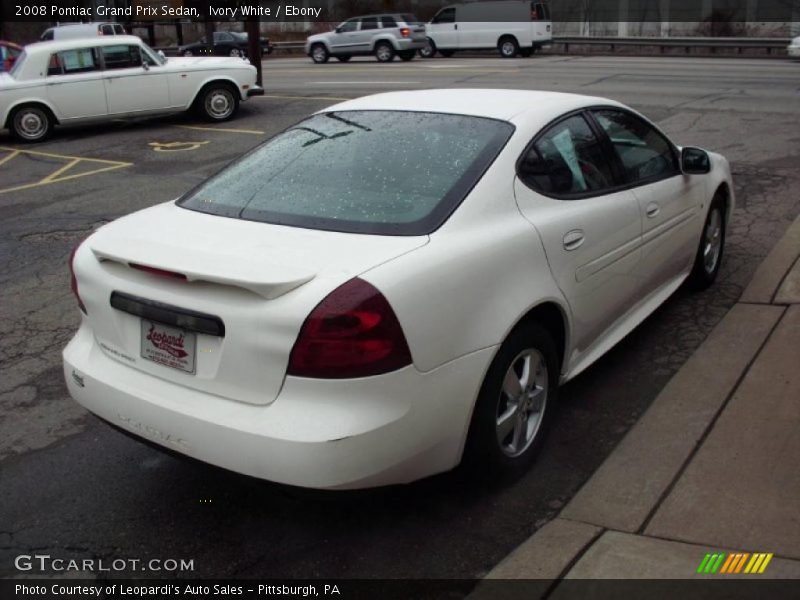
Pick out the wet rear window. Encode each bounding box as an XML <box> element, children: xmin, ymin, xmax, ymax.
<box><xmin>178</xmin><ymin>111</ymin><xmax>513</xmax><ymax>235</ymax></box>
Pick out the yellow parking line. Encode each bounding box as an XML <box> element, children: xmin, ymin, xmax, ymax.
<box><xmin>0</xmin><ymin>146</ymin><xmax>132</xmax><ymax>195</ymax></box>
<box><xmin>175</xmin><ymin>125</ymin><xmax>265</xmax><ymax>135</ymax></box>
<box><xmin>258</xmin><ymin>94</ymin><xmax>353</xmax><ymax>102</ymax></box>
<box><xmin>40</xmin><ymin>158</ymin><xmax>81</xmax><ymax>183</ymax></box>
<box><xmin>0</xmin><ymin>145</ymin><xmax>130</xmax><ymax>166</ymax></box>
<box><xmin>0</xmin><ymin>150</ymin><xmax>21</xmax><ymax>167</ymax></box>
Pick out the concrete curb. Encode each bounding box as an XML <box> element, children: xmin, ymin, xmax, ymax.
<box><xmin>740</xmin><ymin>215</ymin><xmax>800</xmax><ymax>305</ymax></box>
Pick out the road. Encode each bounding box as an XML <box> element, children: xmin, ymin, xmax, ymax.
<box><xmin>1</xmin><ymin>55</ymin><xmax>799</xmax><ymax>580</ymax></box>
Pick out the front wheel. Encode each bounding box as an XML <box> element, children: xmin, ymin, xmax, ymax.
<box><xmin>197</xmin><ymin>84</ymin><xmax>239</xmax><ymax>122</ymax></box>
<box><xmin>375</xmin><ymin>42</ymin><xmax>395</xmax><ymax>62</ymax></box>
<box><xmin>10</xmin><ymin>104</ymin><xmax>54</xmax><ymax>143</ymax></box>
<box><xmin>419</xmin><ymin>39</ymin><xmax>436</xmax><ymax>58</ymax></box>
<box><xmin>463</xmin><ymin>323</ymin><xmax>558</xmax><ymax>479</ymax></box>
<box><xmin>687</xmin><ymin>195</ymin><xmax>726</xmax><ymax>290</ymax></box>
<box><xmin>310</xmin><ymin>44</ymin><xmax>329</xmax><ymax>64</ymax></box>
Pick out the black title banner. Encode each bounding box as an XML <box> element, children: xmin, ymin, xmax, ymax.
<box><xmin>3</xmin><ymin>0</ymin><xmax>800</xmax><ymax>23</ymax></box>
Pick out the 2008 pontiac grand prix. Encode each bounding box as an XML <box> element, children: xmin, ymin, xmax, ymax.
<box><xmin>63</xmin><ymin>89</ymin><xmax>733</xmax><ymax>489</ymax></box>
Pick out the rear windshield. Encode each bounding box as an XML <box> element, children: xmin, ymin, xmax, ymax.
<box><xmin>178</xmin><ymin>111</ymin><xmax>513</xmax><ymax>235</ymax></box>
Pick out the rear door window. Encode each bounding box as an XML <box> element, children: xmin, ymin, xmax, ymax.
<box><xmin>361</xmin><ymin>17</ymin><xmax>379</xmax><ymax>30</ymax></box>
<box><xmin>48</xmin><ymin>48</ymin><xmax>99</xmax><ymax>76</ymax></box>
<box><xmin>520</xmin><ymin>114</ymin><xmax>615</xmax><ymax>196</ymax></box>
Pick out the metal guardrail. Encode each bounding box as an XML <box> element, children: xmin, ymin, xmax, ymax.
<box><xmin>555</xmin><ymin>36</ymin><xmax>791</xmax><ymax>54</ymax></box>
<box><xmin>159</xmin><ymin>36</ymin><xmax>792</xmax><ymax>56</ymax></box>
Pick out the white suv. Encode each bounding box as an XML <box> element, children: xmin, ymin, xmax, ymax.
<box><xmin>305</xmin><ymin>14</ymin><xmax>427</xmax><ymax>63</ymax></box>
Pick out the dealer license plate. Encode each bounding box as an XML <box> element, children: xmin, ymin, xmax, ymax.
<box><xmin>140</xmin><ymin>320</ymin><xmax>196</xmax><ymax>374</ymax></box>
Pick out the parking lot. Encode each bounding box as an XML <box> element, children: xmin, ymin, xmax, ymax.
<box><xmin>1</xmin><ymin>54</ymin><xmax>800</xmax><ymax>579</ymax></box>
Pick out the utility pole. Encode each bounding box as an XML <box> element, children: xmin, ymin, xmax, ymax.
<box><xmin>245</xmin><ymin>17</ymin><xmax>263</xmax><ymax>87</ymax></box>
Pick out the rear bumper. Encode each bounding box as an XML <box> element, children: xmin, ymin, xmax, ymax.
<box><xmin>396</xmin><ymin>39</ymin><xmax>426</xmax><ymax>51</ymax></box>
<box><xmin>63</xmin><ymin>323</ymin><xmax>494</xmax><ymax>489</ymax></box>
<box><xmin>246</xmin><ymin>85</ymin><xmax>264</xmax><ymax>97</ymax></box>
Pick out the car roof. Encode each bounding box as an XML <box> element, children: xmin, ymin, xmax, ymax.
<box><xmin>320</xmin><ymin>89</ymin><xmax>623</xmax><ymax>123</ymax></box>
<box><xmin>23</xmin><ymin>35</ymin><xmax>144</xmax><ymax>55</ymax></box>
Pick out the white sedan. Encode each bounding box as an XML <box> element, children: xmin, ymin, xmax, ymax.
<box><xmin>1</xmin><ymin>35</ymin><xmax>262</xmax><ymax>142</ymax></box>
<box><xmin>63</xmin><ymin>90</ymin><xmax>733</xmax><ymax>489</ymax></box>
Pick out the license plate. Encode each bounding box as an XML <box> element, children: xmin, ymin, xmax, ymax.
<box><xmin>140</xmin><ymin>320</ymin><xmax>196</xmax><ymax>374</ymax></box>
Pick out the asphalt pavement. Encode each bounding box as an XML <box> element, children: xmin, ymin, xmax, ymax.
<box><xmin>1</xmin><ymin>54</ymin><xmax>799</xmax><ymax>581</ymax></box>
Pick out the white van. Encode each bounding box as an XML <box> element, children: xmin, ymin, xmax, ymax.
<box><xmin>421</xmin><ymin>1</ymin><xmax>552</xmax><ymax>58</ymax></box>
<box><xmin>40</xmin><ymin>22</ymin><xmax>127</xmax><ymax>42</ymax></box>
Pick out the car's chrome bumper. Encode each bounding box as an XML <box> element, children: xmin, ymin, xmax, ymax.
<box><xmin>63</xmin><ymin>322</ymin><xmax>494</xmax><ymax>489</ymax></box>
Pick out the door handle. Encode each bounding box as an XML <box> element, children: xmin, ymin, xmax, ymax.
<box><xmin>454</xmin><ymin>24</ymin><xmax>458</xmax><ymax>30</ymax></box>
<box><xmin>563</xmin><ymin>229</ymin><xmax>585</xmax><ymax>251</ymax></box>
<box><xmin>646</xmin><ymin>202</ymin><xmax>660</xmax><ymax>218</ymax></box>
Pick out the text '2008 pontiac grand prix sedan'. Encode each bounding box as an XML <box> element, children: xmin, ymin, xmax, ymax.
<box><xmin>63</xmin><ymin>89</ymin><xmax>733</xmax><ymax>489</ymax></box>
<box><xmin>1</xmin><ymin>35</ymin><xmax>262</xmax><ymax>142</ymax></box>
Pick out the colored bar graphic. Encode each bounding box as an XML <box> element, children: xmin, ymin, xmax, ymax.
<box><xmin>700</xmin><ymin>551</ymin><xmax>774</xmax><ymax>575</ymax></box>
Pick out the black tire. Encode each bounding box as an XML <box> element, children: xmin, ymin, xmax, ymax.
<box><xmin>439</xmin><ymin>49</ymin><xmax>455</xmax><ymax>58</ymax></box>
<box><xmin>229</xmin><ymin>47</ymin><xmax>242</xmax><ymax>57</ymax></box>
<box><xmin>195</xmin><ymin>83</ymin><xmax>239</xmax><ymax>122</ymax></box>
<box><xmin>398</xmin><ymin>50</ymin><xmax>415</xmax><ymax>61</ymax></box>
<box><xmin>498</xmin><ymin>36</ymin><xmax>520</xmax><ymax>58</ymax></box>
<box><xmin>9</xmin><ymin>104</ymin><xmax>54</xmax><ymax>143</ymax></box>
<box><xmin>463</xmin><ymin>323</ymin><xmax>559</xmax><ymax>481</ymax></box>
<box><xmin>419</xmin><ymin>38</ymin><xmax>436</xmax><ymax>58</ymax></box>
<box><xmin>375</xmin><ymin>42</ymin><xmax>395</xmax><ymax>62</ymax></box>
<box><xmin>336</xmin><ymin>55</ymin><xmax>352</xmax><ymax>62</ymax></box>
<box><xmin>182</xmin><ymin>49</ymin><xmax>193</xmax><ymax>57</ymax></box>
<box><xmin>310</xmin><ymin>43</ymin><xmax>329</xmax><ymax>64</ymax></box>
<box><xmin>687</xmin><ymin>194</ymin><xmax>726</xmax><ymax>290</ymax></box>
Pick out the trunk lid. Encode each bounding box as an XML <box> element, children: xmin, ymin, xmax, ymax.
<box><xmin>76</xmin><ymin>201</ymin><xmax>427</xmax><ymax>405</ymax></box>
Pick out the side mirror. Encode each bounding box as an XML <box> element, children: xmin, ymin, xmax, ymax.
<box><xmin>334</xmin><ymin>26</ymin><xmax>343</xmax><ymax>33</ymax></box>
<box><xmin>681</xmin><ymin>147</ymin><xmax>711</xmax><ymax>174</ymax></box>
<box><xmin>142</xmin><ymin>61</ymin><xmax>149</xmax><ymax>71</ymax></box>
<box><xmin>157</xmin><ymin>50</ymin><xmax>166</xmax><ymax>60</ymax></box>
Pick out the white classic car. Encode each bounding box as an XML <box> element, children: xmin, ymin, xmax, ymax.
<box><xmin>0</xmin><ymin>35</ymin><xmax>263</xmax><ymax>142</ymax></box>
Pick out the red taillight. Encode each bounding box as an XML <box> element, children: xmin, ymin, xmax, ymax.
<box><xmin>288</xmin><ymin>278</ymin><xmax>412</xmax><ymax>379</ymax></box>
<box><xmin>69</xmin><ymin>244</ymin><xmax>87</xmax><ymax>314</ymax></box>
<box><xmin>129</xmin><ymin>263</ymin><xmax>187</xmax><ymax>281</ymax></box>
<box><xmin>400</xmin><ymin>27</ymin><xmax>411</xmax><ymax>38</ymax></box>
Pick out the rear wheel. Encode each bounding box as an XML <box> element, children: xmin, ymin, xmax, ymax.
<box><xmin>182</xmin><ymin>49</ymin><xmax>193</xmax><ymax>57</ymax></box>
<box><xmin>196</xmin><ymin>83</ymin><xmax>239</xmax><ymax>122</ymax></box>
<box><xmin>310</xmin><ymin>43</ymin><xmax>329</xmax><ymax>64</ymax></box>
<box><xmin>336</xmin><ymin>55</ymin><xmax>352</xmax><ymax>62</ymax></box>
<box><xmin>687</xmin><ymin>195</ymin><xmax>726</xmax><ymax>290</ymax></box>
<box><xmin>419</xmin><ymin>38</ymin><xmax>436</xmax><ymax>58</ymax></box>
<box><xmin>463</xmin><ymin>323</ymin><xmax>558</xmax><ymax>480</ymax></box>
<box><xmin>398</xmin><ymin>50</ymin><xmax>415</xmax><ymax>61</ymax></box>
<box><xmin>10</xmin><ymin>104</ymin><xmax>54</xmax><ymax>143</ymax></box>
<box><xmin>498</xmin><ymin>36</ymin><xmax>519</xmax><ymax>58</ymax></box>
<box><xmin>375</xmin><ymin>42</ymin><xmax>395</xmax><ymax>62</ymax></box>
<box><xmin>229</xmin><ymin>47</ymin><xmax>242</xmax><ymax>57</ymax></box>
